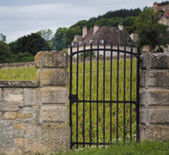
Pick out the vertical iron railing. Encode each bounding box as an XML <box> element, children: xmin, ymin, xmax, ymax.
<box><xmin>69</xmin><ymin>42</ymin><xmax>140</xmax><ymax>148</ymax></box>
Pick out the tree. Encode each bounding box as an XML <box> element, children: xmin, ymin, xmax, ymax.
<box><xmin>38</xmin><ymin>29</ymin><xmax>53</xmax><ymax>41</ymax></box>
<box><xmin>0</xmin><ymin>41</ymin><xmax>12</xmax><ymax>63</ymax></box>
<box><xmin>135</xmin><ymin>7</ymin><xmax>169</xmax><ymax>51</ymax></box>
<box><xmin>0</xmin><ymin>33</ymin><xmax>6</xmax><ymax>42</ymax></box>
<box><xmin>9</xmin><ymin>33</ymin><xmax>50</xmax><ymax>55</ymax></box>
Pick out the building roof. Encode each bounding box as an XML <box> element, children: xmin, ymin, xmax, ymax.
<box><xmin>72</xmin><ymin>25</ymin><xmax>134</xmax><ymax>47</ymax></box>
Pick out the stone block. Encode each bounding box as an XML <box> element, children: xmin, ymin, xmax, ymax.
<box><xmin>4</xmin><ymin>112</ymin><xmax>32</xmax><ymax>120</ymax></box>
<box><xmin>0</xmin><ymin>120</ymin><xmax>14</xmax><ymax>148</ymax></box>
<box><xmin>24</xmin><ymin>125</ymin><xmax>38</xmax><ymax>154</ymax></box>
<box><xmin>140</xmin><ymin>124</ymin><xmax>163</xmax><ymax>141</ymax></box>
<box><xmin>35</xmin><ymin>51</ymin><xmax>67</xmax><ymax>68</ymax></box>
<box><xmin>15</xmin><ymin>138</ymin><xmax>24</xmax><ymax>147</ymax></box>
<box><xmin>140</xmin><ymin>107</ymin><xmax>148</xmax><ymax>124</ymax></box>
<box><xmin>41</xmin><ymin>68</ymin><xmax>68</xmax><ymax>86</ymax></box>
<box><xmin>140</xmin><ymin>70</ymin><xmax>147</xmax><ymax>87</ymax></box>
<box><xmin>148</xmin><ymin>71</ymin><xmax>169</xmax><ymax>87</ymax></box>
<box><xmin>1</xmin><ymin>88</ymin><xmax>24</xmax><ymax>111</ymax></box>
<box><xmin>0</xmin><ymin>148</ymin><xmax>23</xmax><ymax>155</ymax></box>
<box><xmin>14</xmin><ymin>123</ymin><xmax>26</xmax><ymax>130</ymax></box>
<box><xmin>0</xmin><ymin>102</ymin><xmax>21</xmax><ymax>112</ymax></box>
<box><xmin>140</xmin><ymin>89</ymin><xmax>148</xmax><ymax>106</ymax></box>
<box><xmin>37</xmin><ymin>124</ymin><xmax>70</xmax><ymax>154</ymax></box>
<box><xmin>40</xmin><ymin>105</ymin><xmax>67</xmax><ymax>123</ymax></box>
<box><xmin>24</xmin><ymin>88</ymin><xmax>41</xmax><ymax>106</ymax></box>
<box><xmin>42</xmin><ymin>87</ymin><xmax>68</xmax><ymax>104</ymax></box>
<box><xmin>140</xmin><ymin>52</ymin><xmax>149</xmax><ymax>69</ymax></box>
<box><xmin>15</xmin><ymin>130</ymin><xmax>25</xmax><ymax>138</ymax></box>
<box><xmin>150</xmin><ymin>52</ymin><xmax>169</xmax><ymax>69</ymax></box>
<box><xmin>148</xmin><ymin>89</ymin><xmax>169</xmax><ymax>106</ymax></box>
<box><xmin>148</xmin><ymin>108</ymin><xmax>169</xmax><ymax>124</ymax></box>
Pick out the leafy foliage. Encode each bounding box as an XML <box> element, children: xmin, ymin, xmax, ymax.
<box><xmin>9</xmin><ymin>33</ymin><xmax>50</xmax><ymax>55</ymax></box>
<box><xmin>53</xmin><ymin>8</ymin><xmax>141</xmax><ymax>50</ymax></box>
<box><xmin>0</xmin><ymin>33</ymin><xmax>6</xmax><ymax>42</ymax></box>
<box><xmin>0</xmin><ymin>41</ymin><xmax>13</xmax><ymax>63</ymax></box>
<box><xmin>135</xmin><ymin>7</ymin><xmax>169</xmax><ymax>51</ymax></box>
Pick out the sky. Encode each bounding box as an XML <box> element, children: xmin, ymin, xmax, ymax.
<box><xmin>0</xmin><ymin>0</ymin><xmax>166</xmax><ymax>43</ymax></box>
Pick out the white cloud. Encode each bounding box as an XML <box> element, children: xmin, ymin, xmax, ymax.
<box><xmin>0</xmin><ymin>0</ymin><xmax>166</xmax><ymax>42</ymax></box>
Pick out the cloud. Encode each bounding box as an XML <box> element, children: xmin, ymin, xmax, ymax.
<box><xmin>0</xmin><ymin>0</ymin><xmax>166</xmax><ymax>42</ymax></box>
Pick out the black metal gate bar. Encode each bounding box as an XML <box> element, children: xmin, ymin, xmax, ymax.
<box><xmin>69</xmin><ymin>42</ymin><xmax>140</xmax><ymax>148</ymax></box>
<box><xmin>130</xmin><ymin>45</ymin><xmax>133</xmax><ymax>142</ymax></box>
<box><xmin>96</xmin><ymin>42</ymin><xmax>99</xmax><ymax>147</ymax></box>
<box><xmin>83</xmin><ymin>43</ymin><xmax>86</xmax><ymax>147</ymax></box>
<box><xmin>123</xmin><ymin>44</ymin><xmax>126</xmax><ymax>143</ymax></box>
<box><xmin>136</xmin><ymin>47</ymin><xmax>140</xmax><ymax>142</ymax></box>
<box><xmin>89</xmin><ymin>43</ymin><xmax>93</xmax><ymax>146</ymax></box>
<box><xmin>76</xmin><ymin>44</ymin><xmax>79</xmax><ymax>149</ymax></box>
<box><xmin>110</xmin><ymin>43</ymin><xmax>113</xmax><ymax>144</ymax></box>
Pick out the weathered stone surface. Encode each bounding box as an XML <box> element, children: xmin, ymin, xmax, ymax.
<box><xmin>15</xmin><ymin>138</ymin><xmax>24</xmax><ymax>147</ymax></box>
<box><xmin>3</xmin><ymin>88</ymin><xmax>23</xmax><ymax>101</ymax></box>
<box><xmin>37</xmin><ymin>124</ymin><xmax>70</xmax><ymax>154</ymax></box>
<box><xmin>14</xmin><ymin>123</ymin><xmax>26</xmax><ymax>130</ymax></box>
<box><xmin>41</xmin><ymin>68</ymin><xmax>68</xmax><ymax>86</ymax></box>
<box><xmin>140</xmin><ymin>89</ymin><xmax>148</xmax><ymax>106</ymax></box>
<box><xmin>148</xmin><ymin>71</ymin><xmax>169</xmax><ymax>87</ymax></box>
<box><xmin>0</xmin><ymin>81</ymin><xmax>39</xmax><ymax>88</ymax></box>
<box><xmin>24</xmin><ymin>88</ymin><xmax>41</xmax><ymax>106</ymax></box>
<box><xmin>24</xmin><ymin>125</ymin><xmax>38</xmax><ymax>154</ymax></box>
<box><xmin>140</xmin><ymin>107</ymin><xmax>148</xmax><ymax>124</ymax></box>
<box><xmin>40</xmin><ymin>105</ymin><xmax>67</xmax><ymax>123</ymax></box>
<box><xmin>15</xmin><ymin>130</ymin><xmax>25</xmax><ymax>138</ymax></box>
<box><xmin>42</xmin><ymin>87</ymin><xmax>68</xmax><ymax>104</ymax></box>
<box><xmin>150</xmin><ymin>52</ymin><xmax>169</xmax><ymax>69</ymax></box>
<box><xmin>4</xmin><ymin>112</ymin><xmax>32</xmax><ymax>120</ymax></box>
<box><xmin>0</xmin><ymin>148</ymin><xmax>23</xmax><ymax>155</ymax></box>
<box><xmin>149</xmin><ymin>108</ymin><xmax>169</xmax><ymax>124</ymax></box>
<box><xmin>140</xmin><ymin>52</ymin><xmax>149</xmax><ymax>69</ymax></box>
<box><xmin>140</xmin><ymin>124</ymin><xmax>169</xmax><ymax>141</ymax></box>
<box><xmin>140</xmin><ymin>70</ymin><xmax>147</xmax><ymax>87</ymax></box>
<box><xmin>35</xmin><ymin>51</ymin><xmax>67</xmax><ymax>68</ymax></box>
<box><xmin>0</xmin><ymin>121</ymin><xmax>14</xmax><ymax>148</ymax></box>
<box><xmin>148</xmin><ymin>89</ymin><xmax>169</xmax><ymax>106</ymax></box>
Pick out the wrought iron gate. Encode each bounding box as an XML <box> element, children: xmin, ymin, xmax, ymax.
<box><xmin>69</xmin><ymin>42</ymin><xmax>140</xmax><ymax>149</ymax></box>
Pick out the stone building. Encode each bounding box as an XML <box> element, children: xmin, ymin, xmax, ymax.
<box><xmin>71</xmin><ymin>24</ymin><xmax>136</xmax><ymax>57</ymax></box>
<box><xmin>153</xmin><ymin>2</ymin><xmax>169</xmax><ymax>26</ymax></box>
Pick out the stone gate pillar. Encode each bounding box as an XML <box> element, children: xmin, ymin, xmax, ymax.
<box><xmin>35</xmin><ymin>51</ymin><xmax>70</xmax><ymax>154</ymax></box>
<box><xmin>140</xmin><ymin>52</ymin><xmax>169</xmax><ymax>141</ymax></box>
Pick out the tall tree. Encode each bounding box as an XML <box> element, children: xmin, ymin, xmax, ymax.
<box><xmin>0</xmin><ymin>33</ymin><xmax>6</xmax><ymax>42</ymax></box>
<box><xmin>9</xmin><ymin>33</ymin><xmax>50</xmax><ymax>55</ymax></box>
<box><xmin>0</xmin><ymin>41</ymin><xmax>12</xmax><ymax>63</ymax></box>
<box><xmin>135</xmin><ymin>7</ymin><xmax>169</xmax><ymax>51</ymax></box>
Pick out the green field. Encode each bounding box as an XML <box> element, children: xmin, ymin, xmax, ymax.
<box><xmin>0</xmin><ymin>67</ymin><xmax>37</xmax><ymax>81</ymax></box>
<box><xmin>70</xmin><ymin>57</ymin><xmax>138</xmax><ymax>148</ymax></box>
<box><xmin>58</xmin><ymin>141</ymin><xmax>169</xmax><ymax>155</ymax></box>
<box><xmin>0</xmin><ymin>58</ymin><xmax>138</xmax><ymax>148</ymax></box>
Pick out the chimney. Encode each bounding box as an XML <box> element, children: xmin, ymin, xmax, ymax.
<box><xmin>93</xmin><ymin>25</ymin><xmax>99</xmax><ymax>34</ymax></box>
<box><xmin>118</xmin><ymin>23</ymin><xmax>124</xmax><ymax>31</ymax></box>
<box><xmin>82</xmin><ymin>26</ymin><xmax>87</xmax><ymax>38</ymax></box>
<box><xmin>153</xmin><ymin>2</ymin><xmax>158</xmax><ymax>7</ymax></box>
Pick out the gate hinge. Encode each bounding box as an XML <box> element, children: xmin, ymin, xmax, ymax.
<box><xmin>69</xmin><ymin>95</ymin><xmax>78</xmax><ymax>103</ymax></box>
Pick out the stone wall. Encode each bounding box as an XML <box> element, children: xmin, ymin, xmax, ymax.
<box><xmin>140</xmin><ymin>52</ymin><xmax>169</xmax><ymax>141</ymax></box>
<box><xmin>0</xmin><ymin>51</ymin><xmax>70</xmax><ymax>155</ymax></box>
<box><xmin>0</xmin><ymin>62</ymin><xmax>34</xmax><ymax>69</ymax></box>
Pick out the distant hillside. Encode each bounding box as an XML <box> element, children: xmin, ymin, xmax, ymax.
<box><xmin>53</xmin><ymin>8</ymin><xmax>141</xmax><ymax>51</ymax></box>
<box><xmin>156</xmin><ymin>1</ymin><xmax>169</xmax><ymax>6</ymax></box>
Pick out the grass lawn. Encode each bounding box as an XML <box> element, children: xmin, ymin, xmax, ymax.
<box><xmin>0</xmin><ymin>66</ymin><xmax>37</xmax><ymax>81</ymax></box>
<box><xmin>58</xmin><ymin>141</ymin><xmax>169</xmax><ymax>155</ymax></box>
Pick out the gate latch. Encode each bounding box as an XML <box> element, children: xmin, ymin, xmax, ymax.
<box><xmin>69</xmin><ymin>95</ymin><xmax>78</xmax><ymax>103</ymax></box>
